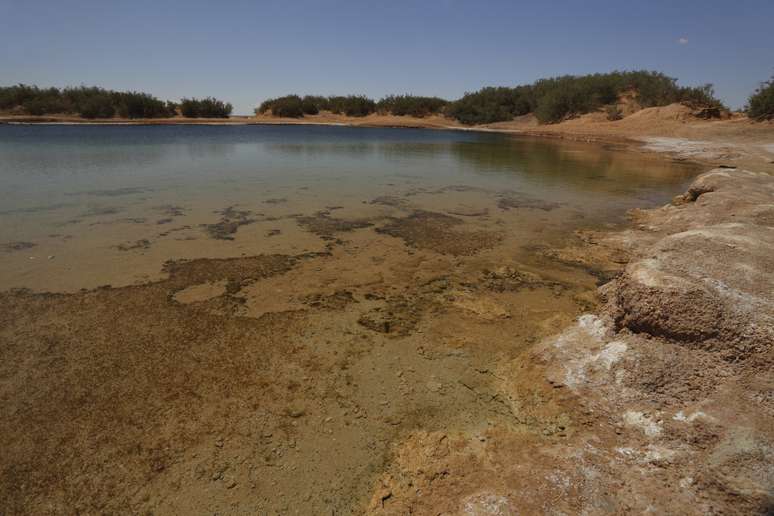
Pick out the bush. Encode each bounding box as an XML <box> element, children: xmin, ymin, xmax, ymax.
<box><xmin>447</xmin><ymin>71</ymin><xmax>726</xmax><ymax>125</ymax></box>
<box><xmin>533</xmin><ymin>88</ymin><xmax>573</xmax><ymax>123</ymax></box>
<box><xmin>79</xmin><ymin>95</ymin><xmax>116</xmax><ymax>119</ymax></box>
<box><xmin>446</xmin><ymin>86</ymin><xmax>532</xmax><ymax>125</ymax></box>
<box><xmin>0</xmin><ymin>84</ymin><xmax>42</xmax><ymax>111</ymax></box>
<box><xmin>677</xmin><ymin>84</ymin><xmax>722</xmax><ymax>109</ymax></box>
<box><xmin>259</xmin><ymin>94</ymin><xmax>376</xmax><ymax>117</ymax></box>
<box><xmin>301</xmin><ymin>96</ymin><xmax>320</xmax><ymax>115</ymax></box>
<box><xmin>0</xmin><ymin>84</ymin><xmax>215</xmax><ymax>119</ymax></box>
<box><xmin>376</xmin><ymin>95</ymin><xmax>448</xmax><ymax>117</ymax></box>
<box><xmin>256</xmin><ymin>98</ymin><xmax>274</xmax><ymax>115</ymax></box>
<box><xmin>302</xmin><ymin>95</ymin><xmax>330</xmax><ymax>111</ymax></box>
<box><xmin>328</xmin><ymin>95</ymin><xmax>376</xmax><ymax>116</ymax></box>
<box><xmin>257</xmin><ymin>95</ymin><xmax>304</xmax><ymax>117</ymax></box>
<box><xmin>747</xmin><ymin>76</ymin><xmax>774</xmax><ymax>121</ymax></box>
<box><xmin>114</xmin><ymin>92</ymin><xmax>172</xmax><ymax>118</ymax></box>
<box><xmin>180</xmin><ymin>97</ymin><xmax>232</xmax><ymax>118</ymax></box>
<box><xmin>22</xmin><ymin>95</ymin><xmax>69</xmax><ymax>116</ymax></box>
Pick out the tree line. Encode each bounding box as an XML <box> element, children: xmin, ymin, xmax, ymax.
<box><xmin>3</xmin><ymin>71</ymin><xmax>773</xmax><ymax>123</ymax></box>
<box><xmin>446</xmin><ymin>71</ymin><xmax>726</xmax><ymax>124</ymax></box>
<box><xmin>257</xmin><ymin>94</ymin><xmax>449</xmax><ymax>118</ymax></box>
<box><xmin>257</xmin><ymin>70</ymin><xmax>774</xmax><ymax>124</ymax></box>
<box><xmin>0</xmin><ymin>85</ymin><xmax>232</xmax><ymax>119</ymax></box>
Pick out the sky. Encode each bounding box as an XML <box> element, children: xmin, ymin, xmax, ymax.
<box><xmin>1</xmin><ymin>0</ymin><xmax>773</xmax><ymax>114</ymax></box>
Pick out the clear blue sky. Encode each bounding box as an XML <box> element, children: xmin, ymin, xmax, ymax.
<box><xmin>2</xmin><ymin>0</ymin><xmax>772</xmax><ymax>114</ymax></box>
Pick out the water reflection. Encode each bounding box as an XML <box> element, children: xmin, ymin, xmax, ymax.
<box><xmin>447</xmin><ymin>137</ymin><xmax>698</xmax><ymax>189</ymax></box>
<box><xmin>0</xmin><ymin>125</ymin><xmax>700</xmax><ymax>214</ymax></box>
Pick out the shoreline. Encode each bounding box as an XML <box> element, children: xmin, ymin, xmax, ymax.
<box><xmin>368</xmin><ymin>166</ymin><xmax>774</xmax><ymax>513</ymax></box>
<box><xmin>3</xmin><ymin>109</ymin><xmax>773</xmax><ymax>173</ymax></box>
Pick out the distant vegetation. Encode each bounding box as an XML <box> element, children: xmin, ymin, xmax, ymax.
<box><xmin>257</xmin><ymin>95</ymin><xmax>315</xmax><ymax>117</ymax></box>
<box><xmin>447</xmin><ymin>71</ymin><xmax>725</xmax><ymax>124</ymax></box>
<box><xmin>1</xmin><ymin>70</ymin><xmax>745</xmax><ymax>124</ymax></box>
<box><xmin>258</xmin><ymin>94</ymin><xmax>448</xmax><ymax>118</ymax></box>
<box><xmin>256</xmin><ymin>71</ymin><xmax>725</xmax><ymax>125</ymax></box>
<box><xmin>746</xmin><ymin>75</ymin><xmax>774</xmax><ymax>121</ymax></box>
<box><xmin>257</xmin><ymin>95</ymin><xmax>378</xmax><ymax>117</ymax></box>
<box><xmin>376</xmin><ymin>95</ymin><xmax>448</xmax><ymax>117</ymax></box>
<box><xmin>0</xmin><ymin>85</ymin><xmax>174</xmax><ymax>118</ymax></box>
<box><xmin>179</xmin><ymin>97</ymin><xmax>233</xmax><ymax>118</ymax></box>
<box><xmin>0</xmin><ymin>84</ymin><xmax>232</xmax><ymax>119</ymax></box>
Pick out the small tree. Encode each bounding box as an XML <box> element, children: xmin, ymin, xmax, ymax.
<box><xmin>179</xmin><ymin>97</ymin><xmax>232</xmax><ymax>118</ymax></box>
<box><xmin>79</xmin><ymin>95</ymin><xmax>116</xmax><ymax>119</ymax></box>
<box><xmin>258</xmin><ymin>95</ymin><xmax>304</xmax><ymax>117</ymax></box>
<box><xmin>301</xmin><ymin>96</ymin><xmax>320</xmax><ymax>115</ymax></box>
<box><xmin>747</xmin><ymin>76</ymin><xmax>774</xmax><ymax>121</ymax></box>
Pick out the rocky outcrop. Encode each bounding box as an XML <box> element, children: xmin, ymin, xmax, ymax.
<box><xmin>612</xmin><ymin>169</ymin><xmax>774</xmax><ymax>357</ymax></box>
<box><xmin>533</xmin><ymin>168</ymin><xmax>774</xmax><ymax>513</ymax></box>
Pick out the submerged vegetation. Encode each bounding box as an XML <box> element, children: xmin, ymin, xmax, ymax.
<box><xmin>746</xmin><ymin>75</ymin><xmax>774</xmax><ymax>121</ymax></box>
<box><xmin>0</xmin><ymin>84</ymin><xmax>231</xmax><ymax>119</ymax></box>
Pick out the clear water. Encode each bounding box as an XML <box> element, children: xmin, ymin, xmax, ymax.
<box><xmin>0</xmin><ymin>124</ymin><xmax>700</xmax><ymax>291</ymax></box>
<box><xmin>0</xmin><ymin>124</ymin><xmax>697</xmax><ymax>214</ymax></box>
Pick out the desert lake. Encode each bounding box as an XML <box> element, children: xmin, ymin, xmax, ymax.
<box><xmin>0</xmin><ymin>125</ymin><xmax>703</xmax><ymax>514</ymax></box>
<box><xmin>0</xmin><ymin>125</ymin><xmax>698</xmax><ymax>291</ymax></box>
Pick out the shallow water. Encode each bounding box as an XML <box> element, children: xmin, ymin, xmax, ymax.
<box><xmin>0</xmin><ymin>125</ymin><xmax>703</xmax><ymax>514</ymax></box>
<box><xmin>0</xmin><ymin>124</ymin><xmax>698</xmax><ymax>291</ymax></box>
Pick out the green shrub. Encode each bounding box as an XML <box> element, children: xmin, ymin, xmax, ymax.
<box><xmin>328</xmin><ymin>95</ymin><xmax>375</xmax><ymax>116</ymax></box>
<box><xmin>677</xmin><ymin>84</ymin><xmax>722</xmax><ymax>109</ymax></box>
<box><xmin>0</xmin><ymin>84</ymin><xmax>199</xmax><ymax>119</ymax></box>
<box><xmin>301</xmin><ymin>96</ymin><xmax>320</xmax><ymax>115</ymax></box>
<box><xmin>302</xmin><ymin>95</ymin><xmax>330</xmax><ymax>111</ymax></box>
<box><xmin>22</xmin><ymin>95</ymin><xmax>69</xmax><ymax>116</ymax></box>
<box><xmin>258</xmin><ymin>95</ymin><xmax>304</xmax><ymax>117</ymax></box>
<box><xmin>256</xmin><ymin>98</ymin><xmax>274</xmax><ymax>115</ymax></box>
<box><xmin>114</xmin><ymin>92</ymin><xmax>172</xmax><ymax>118</ymax></box>
<box><xmin>747</xmin><ymin>76</ymin><xmax>774</xmax><ymax>121</ymax></box>
<box><xmin>533</xmin><ymin>88</ymin><xmax>573</xmax><ymax>123</ymax></box>
<box><xmin>447</xmin><ymin>71</ymin><xmax>725</xmax><ymax>125</ymax></box>
<box><xmin>79</xmin><ymin>95</ymin><xmax>116</xmax><ymax>119</ymax></box>
<box><xmin>376</xmin><ymin>95</ymin><xmax>448</xmax><ymax>117</ymax></box>
<box><xmin>447</xmin><ymin>86</ymin><xmax>531</xmax><ymax>125</ymax></box>
<box><xmin>0</xmin><ymin>84</ymin><xmax>42</xmax><ymax>111</ymax></box>
<box><xmin>260</xmin><ymin>94</ymin><xmax>377</xmax><ymax>118</ymax></box>
<box><xmin>180</xmin><ymin>97</ymin><xmax>232</xmax><ymax>118</ymax></box>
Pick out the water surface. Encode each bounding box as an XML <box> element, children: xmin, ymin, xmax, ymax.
<box><xmin>0</xmin><ymin>124</ymin><xmax>699</xmax><ymax>291</ymax></box>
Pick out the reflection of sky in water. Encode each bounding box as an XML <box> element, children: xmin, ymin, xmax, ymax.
<box><xmin>0</xmin><ymin>125</ymin><xmax>700</xmax><ymax>218</ymax></box>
